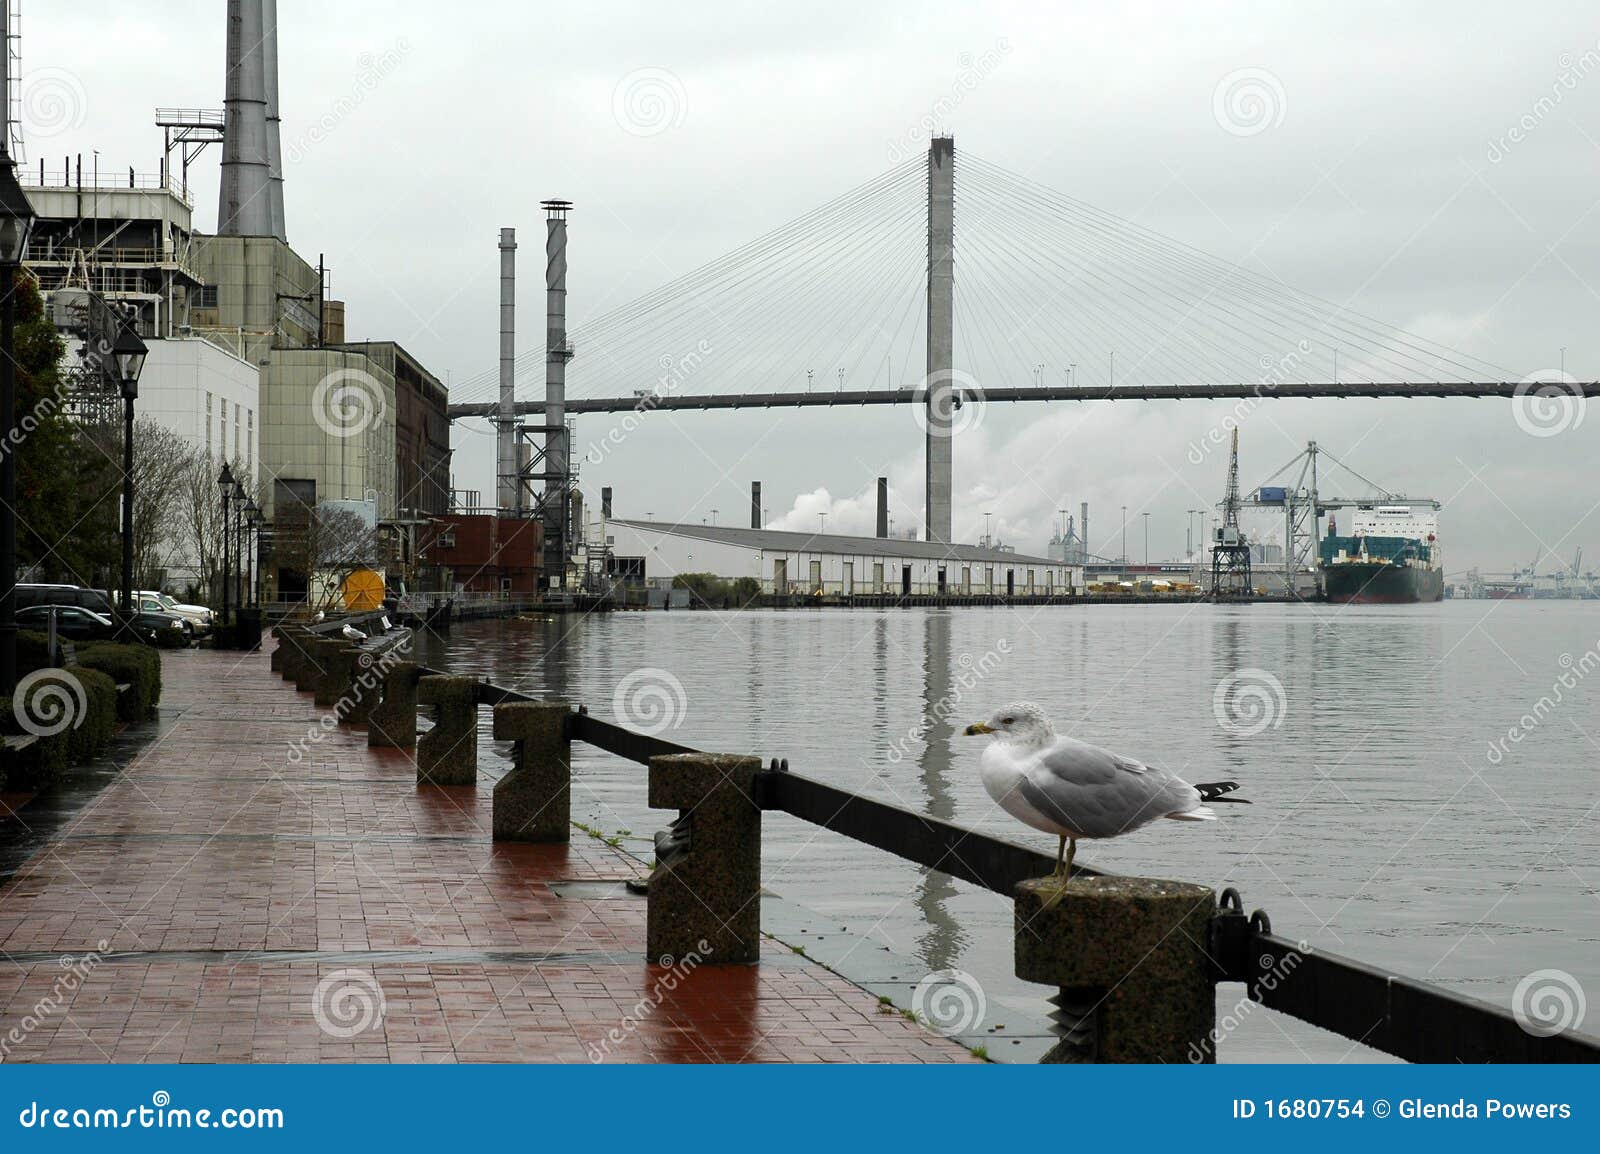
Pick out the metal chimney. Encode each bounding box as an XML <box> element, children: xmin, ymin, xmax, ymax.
<box><xmin>218</xmin><ymin>0</ymin><xmax>273</xmax><ymax>236</ymax></box>
<box><xmin>601</xmin><ymin>487</ymin><xmax>612</xmax><ymax>520</ymax></box>
<box><xmin>750</xmin><ymin>481</ymin><xmax>761</xmax><ymax>530</ymax></box>
<box><xmin>262</xmin><ymin>0</ymin><xmax>286</xmax><ymax>240</ymax></box>
<box><xmin>1080</xmin><ymin>502</ymin><xmax>1089</xmax><ymax>560</ymax></box>
<box><xmin>876</xmin><ymin>477</ymin><xmax>889</xmax><ymax>538</ymax></box>
<box><xmin>542</xmin><ymin>199</ymin><xmax>573</xmax><ymax>589</ymax></box>
<box><xmin>496</xmin><ymin>227</ymin><xmax>517</xmax><ymax>513</ymax></box>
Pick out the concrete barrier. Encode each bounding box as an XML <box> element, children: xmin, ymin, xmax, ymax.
<box><xmin>1015</xmin><ymin>875</ymin><xmax>1215</xmax><ymax>1063</ymax></box>
<box><xmin>416</xmin><ymin>675</ymin><xmax>478</xmax><ymax>785</ymax></box>
<box><xmin>491</xmin><ymin>702</ymin><xmax>571</xmax><ymax>842</ymax></box>
<box><xmin>367</xmin><ymin>661</ymin><xmax>419</xmax><ymax>749</ymax></box>
<box><xmin>646</xmin><ymin>752</ymin><xmax>762</xmax><ymax>964</ymax></box>
<box><xmin>311</xmin><ymin>639</ymin><xmax>355</xmax><ymax>708</ymax></box>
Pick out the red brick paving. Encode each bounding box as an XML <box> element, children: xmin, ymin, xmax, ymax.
<box><xmin>0</xmin><ymin>643</ymin><xmax>973</xmax><ymax>1063</ymax></box>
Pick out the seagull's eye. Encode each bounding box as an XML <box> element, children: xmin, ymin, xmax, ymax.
<box><xmin>1001</xmin><ymin>716</ymin><xmax>1015</xmax><ymax>725</ymax></box>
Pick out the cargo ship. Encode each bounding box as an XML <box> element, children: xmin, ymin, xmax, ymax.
<box><xmin>1320</xmin><ymin>506</ymin><xmax>1443</xmax><ymax>604</ymax></box>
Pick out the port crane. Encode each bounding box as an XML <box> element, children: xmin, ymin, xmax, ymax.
<box><xmin>1210</xmin><ymin>428</ymin><xmax>1253</xmax><ymax>598</ymax></box>
<box><xmin>1242</xmin><ymin>441</ymin><xmax>1439</xmax><ymax>598</ymax></box>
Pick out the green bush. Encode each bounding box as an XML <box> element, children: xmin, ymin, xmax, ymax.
<box><xmin>671</xmin><ymin>572</ymin><xmax>764</xmax><ymax>609</ymax></box>
<box><xmin>15</xmin><ymin>629</ymin><xmax>55</xmax><ymax>676</ymax></box>
<box><xmin>74</xmin><ymin>642</ymin><xmax>162</xmax><ymax>721</ymax></box>
<box><xmin>65</xmin><ymin>667</ymin><xmax>117</xmax><ymax>764</ymax></box>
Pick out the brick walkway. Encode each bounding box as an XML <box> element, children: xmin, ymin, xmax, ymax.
<box><xmin>0</xmin><ymin>644</ymin><xmax>973</xmax><ymax>1063</ymax></box>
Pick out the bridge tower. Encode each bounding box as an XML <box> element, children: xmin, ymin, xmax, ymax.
<box><xmin>924</xmin><ymin>136</ymin><xmax>955</xmax><ymax>543</ymax></box>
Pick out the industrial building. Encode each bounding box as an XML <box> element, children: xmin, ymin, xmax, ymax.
<box><xmin>606</xmin><ymin>519</ymin><xmax>1081</xmax><ymax>598</ymax></box>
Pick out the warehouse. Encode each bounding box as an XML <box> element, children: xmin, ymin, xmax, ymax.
<box><xmin>606</xmin><ymin>520</ymin><xmax>1082</xmax><ymax>597</ymax></box>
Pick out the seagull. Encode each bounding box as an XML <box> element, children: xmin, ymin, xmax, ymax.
<box><xmin>312</xmin><ymin>610</ymin><xmax>325</xmax><ymax>623</ymax></box>
<box><xmin>964</xmin><ymin>702</ymin><xmax>1247</xmax><ymax>879</ymax></box>
<box><xmin>340</xmin><ymin>624</ymin><xmax>368</xmax><ymax>642</ymax></box>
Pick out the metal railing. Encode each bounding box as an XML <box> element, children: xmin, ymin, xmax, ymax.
<box><xmin>284</xmin><ymin>624</ymin><xmax>1600</xmax><ymax>1064</ymax></box>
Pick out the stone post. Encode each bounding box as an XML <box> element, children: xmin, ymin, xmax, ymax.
<box><xmin>491</xmin><ymin>701</ymin><xmax>570</xmax><ymax>842</ymax></box>
<box><xmin>1015</xmin><ymin>875</ymin><xmax>1216</xmax><ymax>1063</ymax></box>
<box><xmin>416</xmin><ymin>675</ymin><xmax>478</xmax><ymax>785</ymax></box>
<box><xmin>311</xmin><ymin>639</ymin><xmax>355</xmax><ymax>708</ymax></box>
<box><xmin>332</xmin><ymin>647</ymin><xmax>385</xmax><ymax>726</ymax></box>
<box><xmin>367</xmin><ymin>661</ymin><xmax>419</xmax><ymax>749</ymax></box>
<box><xmin>276</xmin><ymin>628</ymin><xmax>313</xmax><ymax>682</ymax></box>
<box><xmin>646</xmin><ymin>753</ymin><xmax>762</xmax><ymax>964</ymax></box>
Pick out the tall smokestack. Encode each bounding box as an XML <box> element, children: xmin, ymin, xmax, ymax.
<box><xmin>542</xmin><ymin>199</ymin><xmax>573</xmax><ymax>589</ymax></box>
<box><xmin>262</xmin><ymin>0</ymin><xmax>286</xmax><ymax>240</ymax></box>
<box><xmin>496</xmin><ymin>228</ymin><xmax>517</xmax><ymax>514</ymax></box>
<box><xmin>218</xmin><ymin>0</ymin><xmax>273</xmax><ymax>236</ymax></box>
<box><xmin>750</xmin><ymin>482</ymin><xmax>761</xmax><ymax>530</ymax></box>
<box><xmin>601</xmin><ymin>487</ymin><xmax>612</xmax><ymax>520</ymax></box>
<box><xmin>1080</xmin><ymin>502</ymin><xmax>1089</xmax><ymax>560</ymax></box>
<box><xmin>876</xmin><ymin>477</ymin><xmax>889</xmax><ymax>538</ymax></box>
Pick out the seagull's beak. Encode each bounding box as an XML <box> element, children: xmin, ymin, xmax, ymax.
<box><xmin>963</xmin><ymin>722</ymin><xmax>995</xmax><ymax>736</ymax></box>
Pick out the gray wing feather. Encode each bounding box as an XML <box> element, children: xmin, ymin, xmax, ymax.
<box><xmin>1018</xmin><ymin>737</ymin><xmax>1203</xmax><ymax>838</ymax></box>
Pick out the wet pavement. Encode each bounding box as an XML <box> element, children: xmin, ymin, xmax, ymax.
<box><xmin>0</xmin><ymin>644</ymin><xmax>974</xmax><ymax>1063</ymax></box>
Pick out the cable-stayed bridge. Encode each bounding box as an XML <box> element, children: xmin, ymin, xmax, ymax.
<box><xmin>446</xmin><ymin>139</ymin><xmax>1595</xmax><ymax>545</ymax></box>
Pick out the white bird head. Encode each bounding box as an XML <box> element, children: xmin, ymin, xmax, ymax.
<box><xmin>964</xmin><ymin>702</ymin><xmax>1055</xmax><ymax>746</ymax></box>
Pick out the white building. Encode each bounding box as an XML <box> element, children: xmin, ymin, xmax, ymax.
<box><xmin>607</xmin><ymin>519</ymin><xmax>1082</xmax><ymax>597</ymax></box>
<box><xmin>140</xmin><ymin>336</ymin><xmax>261</xmax><ymax>483</ymax></box>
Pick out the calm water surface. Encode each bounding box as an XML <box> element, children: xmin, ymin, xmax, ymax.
<box><xmin>413</xmin><ymin>601</ymin><xmax>1600</xmax><ymax>1061</ymax></box>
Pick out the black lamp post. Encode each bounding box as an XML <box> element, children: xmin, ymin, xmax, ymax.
<box><xmin>0</xmin><ymin>145</ymin><xmax>37</xmax><ymax>699</ymax></box>
<box><xmin>231</xmin><ymin>478</ymin><xmax>246</xmax><ymax>615</ymax></box>
<box><xmin>242</xmin><ymin>500</ymin><xmax>260</xmax><ymax>608</ymax></box>
<box><xmin>217</xmin><ymin>461</ymin><xmax>235</xmax><ymax>632</ymax></box>
<box><xmin>114</xmin><ymin>319</ymin><xmax>147</xmax><ymax>628</ymax></box>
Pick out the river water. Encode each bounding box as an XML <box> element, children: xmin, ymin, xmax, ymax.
<box><xmin>412</xmin><ymin>600</ymin><xmax>1600</xmax><ymax>1061</ymax></box>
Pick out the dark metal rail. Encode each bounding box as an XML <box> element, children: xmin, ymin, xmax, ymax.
<box><xmin>393</xmin><ymin>661</ymin><xmax>1599</xmax><ymax>1063</ymax></box>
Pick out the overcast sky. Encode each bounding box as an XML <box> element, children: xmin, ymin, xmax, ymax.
<box><xmin>26</xmin><ymin>1</ymin><xmax>1600</xmax><ymax>574</ymax></box>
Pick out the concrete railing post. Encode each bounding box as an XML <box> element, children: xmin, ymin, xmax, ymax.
<box><xmin>332</xmin><ymin>647</ymin><xmax>384</xmax><ymax>726</ymax></box>
<box><xmin>367</xmin><ymin>661</ymin><xmax>419</xmax><ymax>749</ymax></box>
<box><xmin>311</xmin><ymin>639</ymin><xmax>355</xmax><ymax>708</ymax></box>
<box><xmin>1015</xmin><ymin>876</ymin><xmax>1216</xmax><ymax>1063</ymax></box>
<box><xmin>416</xmin><ymin>675</ymin><xmax>478</xmax><ymax>785</ymax></box>
<box><xmin>646</xmin><ymin>753</ymin><xmax>762</xmax><ymax>964</ymax></box>
<box><xmin>277</xmin><ymin>628</ymin><xmax>314</xmax><ymax>683</ymax></box>
<box><xmin>270</xmin><ymin>626</ymin><xmax>303</xmax><ymax>674</ymax></box>
<box><xmin>491</xmin><ymin>701</ymin><xmax>570</xmax><ymax>842</ymax></box>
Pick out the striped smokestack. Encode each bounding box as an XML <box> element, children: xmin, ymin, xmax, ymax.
<box><xmin>218</xmin><ymin>0</ymin><xmax>273</xmax><ymax>235</ymax></box>
<box><xmin>262</xmin><ymin>0</ymin><xmax>286</xmax><ymax>240</ymax></box>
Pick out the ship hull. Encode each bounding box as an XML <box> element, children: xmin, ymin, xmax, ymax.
<box><xmin>1323</xmin><ymin>563</ymin><xmax>1443</xmax><ymax>604</ymax></box>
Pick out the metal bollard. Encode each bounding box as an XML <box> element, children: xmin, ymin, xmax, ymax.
<box><xmin>416</xmin><ymin>675</ymin><xmax>478</xmax><ymax>785</ymax></box>
<box><xmin>1014</xmin><ymin>875</ymin><xmax>1216</xmax><ymax>1063</ymax></box>
<box><xmin>646</xmin><ymin>753</ymin><xmax>762</xmax><ymax>964</ymax></box>
<box><xmin>367</xmin><ymin>661</ymin><xmax>419</xmax><ymax>749</ymax></box>
<box><xmin>491</xmin><ymin>702</ymin><xmax>571</xmax><ymax>842</ymax></box>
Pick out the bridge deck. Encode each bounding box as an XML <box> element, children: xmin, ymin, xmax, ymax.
<box><xmin>0</xmin><ymin>646</ymin><xmax>972</xmax><ymax>1063</ymax></box>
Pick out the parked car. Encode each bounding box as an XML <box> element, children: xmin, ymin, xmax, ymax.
<box><xmin>137</xmin><ymin>590</ymin><xmax>214</xmax><ymax>636</ymax></box>
<box><xmin>13</xmin><ymin>583</ymin><xmax>115</xmax><ymax>615</ymax></box>
<box><xmin>14</xmin><ymin>604</ymin><xmax>116</xmax><ymax>642</ymax></box>
<box><xmin>120</xmin><ymin>609</ymin><xmax>191</xmax><ymax>648</ymax></box>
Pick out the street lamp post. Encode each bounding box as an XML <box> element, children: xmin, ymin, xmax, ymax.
<box><xmin>114</xmin><ymin>319</ymin><xmax>147</xmax><ymax>631</ymax></box>
<box><xmin>0</xmin><ymin>144</ymin><xmax>38</xmax><ymax>698</ymax></box>
<box><xmin>232</xmin><ymin>478</ymin><xmax>246</xmax><ymax>616</ymax></box>
<box><xmin>242</xmin><ymin>500</ymin><xmax>260</xmax><ymax>608</ymax></box>
<box><xmin>217</xmin><ymin>462</ymin><xmax>235</xmax><ymax>635</ymax></box>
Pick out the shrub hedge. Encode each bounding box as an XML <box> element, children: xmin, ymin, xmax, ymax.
<box><xmin>73</xmin><ymin>643</ymin><xmax>162</xmax><ymax>722</ymax></box>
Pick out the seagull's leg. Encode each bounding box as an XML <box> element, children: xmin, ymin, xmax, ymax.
<box><xmin>1054</xmin><ymin>835</ymin><xmax>1066</xmax><ymax>879</ymax></box>
<box><xmin>1066</xmin><ymin>838</ymin><xmax>1076</xmax><ymax>878</ymax></box>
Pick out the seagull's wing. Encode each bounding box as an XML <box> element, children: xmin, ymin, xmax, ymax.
<box><xmin>1017</xmin><ymin>737</ymin><xmax>1203</xmax><ymax>839</ymax></box>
